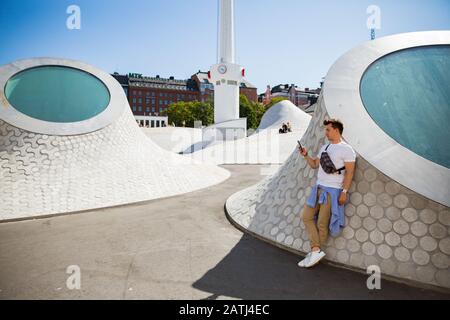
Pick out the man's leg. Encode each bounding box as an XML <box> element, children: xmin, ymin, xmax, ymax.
<box><xmin>317</xmin><ymin>193</ymin><xmax>332</xmax><ymax>248</ymax></box>
<box><xmin>299</xmin><ymin>190</ymin><xmax>329</xmax><ymax>268</ymax></box>
<box><xmin>302</xmin><ymin>199</ymin><xmax>320</xmax><ymax>251</ymax></box>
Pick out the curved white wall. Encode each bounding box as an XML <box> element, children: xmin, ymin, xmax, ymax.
<box><xmin>0</xmin><ymin>58</ymin><xmax>230</xmax><ymax>221</ymax></box>
<box><xmin>225</xmin><ymin>32</ymin><xmax>450</xmax><ymax>289</ymax></box>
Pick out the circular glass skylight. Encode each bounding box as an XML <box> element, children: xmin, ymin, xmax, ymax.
<box><xmin>4</xmin><ymin>66</ymin><xmax>110</xmax><ymax>123</ymax></box>
<box><xmin>360</xmin><ymin>45</ymin><xmax>450</xmax><ymax>169</ymax></box>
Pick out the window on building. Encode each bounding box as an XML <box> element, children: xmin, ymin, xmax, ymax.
<box><xmin>146</xmin><ymin>98</ymin><xmax>150</xmax><ymax>104</ymax></box>
<box><xmin>133</xmin><ymin>91</ymin><xmax>136</xmax><ymax>96</ymax></box>
<box><xmin>159</xmin><ymin>100</ymin><xmax>163</xmax><ymax>105</ymax></box>
<box><xmin>152</xmin><ymin>107</ymin><xmax>155</xmax><ymax>113</ymax></box>
<box><xmin>138</xmin><ymin>106</ymin><xmax>142</xmax><ymax>112</ymax></box>
<box><xmin>146</xmin><ymin>107</ymin><xmax>150</xmax><ymax>112</ymax></box>
<box><xmin>138</xmin><ymin>98</ymin><xmax>142</xmax><ymax>103</ymax></box>
<box><xmin>138</xmin><ymin>91</ymin><xmax>142</xmax><ymax>96</ymax></box>
<box><xmin>132</xmin><ymin>106</ymin><xmax>136</xmax><ymax>112</ymax></box>
<box><xmin>133</xmin><ymin>98</ymin><xmax>136</xmax><ymax>103</ymax></box>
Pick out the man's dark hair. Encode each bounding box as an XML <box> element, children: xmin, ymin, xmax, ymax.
<box><xmin>323</xmin><ymin>118</ymin><xmax>344</xmax><ymax>134</ymax></box>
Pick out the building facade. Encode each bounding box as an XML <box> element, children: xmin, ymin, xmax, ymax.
<box><xmin>134</xmin><ymin>115</ymin><xmax>168</xmax><ymax>128</ymax></box>
<box><xmin>259</xmin><ymin>84</ymin><xmax>321</xmax><ymax>111</ymax></box>
<box><xmin>112</xmin><ymin>73</ymin><xmax>200</xmax><ymax>117</ymax></box>
<box><xmin>112</xmin><ymin>71</ymin><xmax>258</xmax><ymax>125</ymax></box>
<box><xmin>191</xmin><ymin>71</ymin><xmax>258</xmax><ymax>103</ymax></box>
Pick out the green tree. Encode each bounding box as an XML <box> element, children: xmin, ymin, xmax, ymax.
<box><xmin>190</xmin><ymin>101</ymin><xmax>214</xmax><ymax>127</ymax></box>
<box><xmin>239</xmin><ymin>94</ymin><xmax>266</xmax><ymax>129</ymax></box>
<box><xmin>161</xmin><ymin>101</ymin><xmax>214</xmax><ymax>127</ymax></box>
<box><xmin>163</xmin><ymin>97</ymin><xmax>264</xmax><ymax>129</ymax></box>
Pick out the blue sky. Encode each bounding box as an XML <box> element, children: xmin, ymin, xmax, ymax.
<box><xmin>1</xmin><ymin>0</ymin><xmax>449</xmax><ymax>92</ymax></box>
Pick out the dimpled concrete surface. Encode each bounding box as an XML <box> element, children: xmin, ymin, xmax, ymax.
<box><xmin>226</xmin><ymin>93</ymin><xmax>450</xmax><ymax>290</ymax></box>
<box><xmin>142</xmin><ymin>127</ymin><xmax>203</xmax><ymax>154</ymax></box>
<box><xmin>0</xmin><ymin>107</ymin><xmax>230</xmax><ymax>221</ymax></box>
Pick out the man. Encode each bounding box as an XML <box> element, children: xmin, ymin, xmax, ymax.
<box><xmin>298</xmin><ymin>119</ymin><xmax>356</xmax><ymax>268</ymax></box>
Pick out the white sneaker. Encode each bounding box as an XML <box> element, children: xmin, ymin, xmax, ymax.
<box><xmin>304</xmin><ymin>250</ymin><xmax>326</xmax><ymax>268</ymax></box>
<box><xmin>297</xmin><ymin>252</ymin><xmax>312</xmax><ymax>267</ymax></box>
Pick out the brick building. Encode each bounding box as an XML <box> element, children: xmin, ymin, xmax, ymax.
<box><xmin>112</xmin><ymin>71</ymin><xmax>258</xmax><ymax>120</ymax></box>
<box><xmin>258</xmin><ymin>84</ymin><xmax>321</xmax><ymax>111</ymax></box>
<box><xmin>112</xmin><ymin>73</ymin><xmax>199</xmax><ymax>117</ymax></box>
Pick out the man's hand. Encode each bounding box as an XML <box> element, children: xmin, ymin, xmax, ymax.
<box><xmin>298</xmin><ymin>146</ymin><xmax>308</xmax><ymax>157</ymax></box>
<box><xmin>300</xmin><ymin>147</ymin><xmax>320</xmax><ymax>169</ymax></box>
<box><xmin>338</xmin><ymin>191</ymin><xmax>347</xmax><ymax>205</ymax></box>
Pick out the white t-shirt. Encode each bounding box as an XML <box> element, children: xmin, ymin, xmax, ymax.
<box><xmin>316</xmin><ymin>141</ymin><xmax>356</xmax><ymax>189</ymax></box>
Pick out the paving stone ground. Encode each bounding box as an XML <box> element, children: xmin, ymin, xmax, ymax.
<box><xmin>0</xmin><ymin>165</ymin><xmax>448</xmax><ymax>300</ymax></box>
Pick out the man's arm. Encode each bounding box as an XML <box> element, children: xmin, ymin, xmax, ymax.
<box><xmin>299</xmin><ymin>147</ymin><xmax>319</xmax><ymax>169</ymax></box>
<box><xmin>339</xmin><ymin>161</ymin><xmax>356</xmax><ymax>205</ymax></box>
<box><xmin>305</xmin><ymin>154</ymin><xmax>320</xmax><ymax>169</ymax></box>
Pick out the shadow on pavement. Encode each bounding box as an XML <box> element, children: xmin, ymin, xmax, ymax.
<box><xmin>193</xmin><ymin>233</ymin><xmax>450</xmax><ymax>300</ymax></box>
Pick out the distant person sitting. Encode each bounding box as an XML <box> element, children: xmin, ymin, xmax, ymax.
<box><xmin>279</xmin><ymin>123</ymin><xmax>288</xmax><ymax>134</ymax></box>
<box><xmin>286</xmin><ymin>122</ymin><xmax>292</xmax><ymax>132</ymax></box>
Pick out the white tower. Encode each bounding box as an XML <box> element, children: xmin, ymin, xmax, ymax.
<box><xmin>209</xmin><ymin>0</ymin><xmax>246</xmax><ymax>131</ymax></box>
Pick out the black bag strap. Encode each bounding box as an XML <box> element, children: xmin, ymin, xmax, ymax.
<box><xmin>324</xmin><ymin>144</ymin><xmax>346</xmax><ymax>174</ymax></box>
<box><xmin>336</xmin><ymin>166</ymin><xmax>346</xmax><ymax>174</ymax></box>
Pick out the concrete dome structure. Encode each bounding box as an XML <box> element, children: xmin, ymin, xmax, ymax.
<box><xmin>143</xmin><ymin>127</ymin><xmax>203</xmax><ymax>154</ymax></box>
<box><xmin>183</xmin><ymin>101</ymin><xmax>311</xmax><ymax>165</ymax></box>
<box><xmin>257</xmin><ymin>100</ymin><xmax>311</xmax><ymax>132</ymax></box>
<box><xmin>0</xmin><ymin>58</ymin><xmax>230</xmax><ymax>221</ymax></box>
<box><xmin>225</xmin><ymin>31</ymin><xmax>450</xmax><ymax>289</ymax></box>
